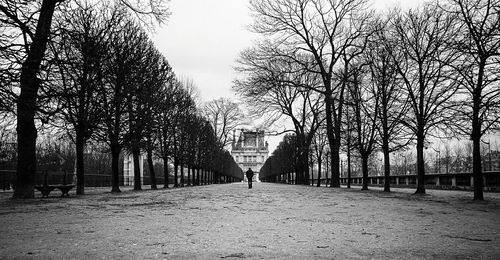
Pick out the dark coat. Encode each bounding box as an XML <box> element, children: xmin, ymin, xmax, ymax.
<box><xmin>246</xmin><ymin>169</ymin><xmax>254</xmax><ymax>180</ymax></box>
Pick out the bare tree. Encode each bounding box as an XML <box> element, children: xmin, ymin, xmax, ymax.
<box><xmin>123</xmin><ymin>25</ymin><xmax>163</xmax><ymax>191</ymax></box>
<box><xmin>441</xmin><ymin>0</ymin><xmax>500</xmax><ymax>200</ymax></box>
<box><xmin>365</xmin><ymin>15</ymin><xmax>411</xmax><ymax>192</ymax></box>
<box><xmin>95</xmin><ymin>18</ymin><xmax>150</xmax><ymax>193</ymax></box>
<box><xmin>1</xmin><ymin>0</ymin><xmax>61</xmax><ymax>198</ymax></box>
<box><xmin>312</xmin><ymin>124</ymin><xmax>328</xmax><ymax>187</ymax></box>
<box><xmin>203</xmin><ymin>98</ymin><xmax>243</xmax><ymax>148</ymax></box>
<box><xmin>171</xmin><ymin>82</ymin><xmax>197</xmax><ymax>187</ymax></box>
<box><xmin>259</xmin><ymin>133</ymin><xmax>297</xmax><ymax>182</ymax></box>
<box><xmin>0</xmin><ymin>0</ymin><xmax>169</xmax><ymax>198</ymax></box>
<box><xmin>155</xmin><ymin>78</ymin><xmax>182</xmax><ymax>189</ymax></box>
<box><xmin>51</xmin><ymin>2</ymin><xmax>124</xmax><ymax>195</ymax></box>
<box><xmin>249</xmin><ymin>0</ymin><xmax>371</xmax><ymax>188</ymax></box>
<box><xmin>143</xmin><ymin>52</ymin><xmax>174</xmax><ymax>190</ymax></box>
<box><xmin>387</xmin><ymin>6</ymin><xmax>459</xmax><ymax>194</ymax></box>
<box><xmin>235</xmin><ymin>48</ymin><xmax>325</xmax><ymax>184</ymax></box>
<box><xmin>347</xmin><ymin>62</ymin><xmax>380</xmax><ymax>190</ymax></box>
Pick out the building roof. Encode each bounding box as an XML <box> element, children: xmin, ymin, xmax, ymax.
<box><xmin>232</xmin><ymin>129</ymin><xmax>268</xmax><ymax>151</ymax></box>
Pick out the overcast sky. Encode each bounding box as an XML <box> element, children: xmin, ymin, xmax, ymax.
<box><xmin>153</xmin><ymin>0</ymin><xmax>424</xmax><ymax>101</ymax></box>
<box><xmin>152</xmin><ymin>0</ymin><xmax>424</xmax><ymax>151</ymax></box>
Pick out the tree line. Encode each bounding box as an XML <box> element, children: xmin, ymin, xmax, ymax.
<box><xmin>235</xmin><ymin>0</ymin><xmax>500</xmax><ymax>200</ymax></box>
<box><xmin>1</xmin><ymin>0</ymin><xmax>243</xmax><ymax>198</ymax></box>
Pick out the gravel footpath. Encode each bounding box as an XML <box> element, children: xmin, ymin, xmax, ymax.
<box><xmin>0</xmin><ymin>182</ymin><xmax>499</xmax><ymax>259</ymax></box>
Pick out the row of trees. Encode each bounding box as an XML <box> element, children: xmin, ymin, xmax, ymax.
<box><xmin>236</xmin><ymin>0</ymin><xmax>500</xmax><ymax>200</ymax></box>
<box><xmin>261</xmin><ymin>135</ymin><xmax>500</xmax><ymax>184</ymax></box>
<box><xmin>1</xmin><ymin>1</ymin><xmax>243</xmax><ymax>198</ymax></box>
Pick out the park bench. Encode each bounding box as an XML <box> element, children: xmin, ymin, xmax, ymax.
<box><xmin>35</xmin><ymin>170</ymin><xmax>75</xmax><ymax>198</ymax></box>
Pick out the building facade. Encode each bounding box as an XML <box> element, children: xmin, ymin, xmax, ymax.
<box><xmin>231</xmin><ymin>129</ymin><xmax>269</xmax><ymax>182</ymax></box>
<box><xmin>123</xmin><ymin>152</ymin><xmax>145</xmax><ymax>186</ymax></box>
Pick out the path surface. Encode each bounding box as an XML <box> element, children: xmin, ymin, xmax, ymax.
<box><xmin>1</xmin><ymin>183</ymin><xmax>499</xmax><ymax>259</ymax></box>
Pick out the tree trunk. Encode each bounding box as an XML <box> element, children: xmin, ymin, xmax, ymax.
<box><xmin>324</xmin><ymin>91</ymin><xmax>338</xmax><ymax>188</ymax></box>
<box><xmin>13</xmin><ymin>0</ymin><xmax>58</xmax><ymax>199</ymax></box>
<box><xmin>331</xmin><ymin>139</ymin><xmax>341</xmax><ymax>187</ymax></box>
<box><xmin>472</xmin><ymin>61</ymin><xmax>485</xmax><ymax>200</ymax></box>
<box><xmin>347</xmin><ymin>144</ymin><xmax>351</xmax><ymax>189</ymax></box>
<box><xmin>361</xmin><ymin>155</ymin><xmax>369</xmax><ymax>190</ymax></box>
<box><xmin>110</xmin><ymin>144</ymin><xmax>121</xmax><ymax>193</ymax></box>
<box><xmin>162</xmin><ymin>156</ymin><xmax>169</xmax><ymax>188</ymax></box>
<box><xmin>132</xmin><ymin>148</ymin><xmax>141</xmax><ymax>190</ymax></box>
<box><xmin>147</xmin><ymin>147</ymin><xmax>157</xmax><ymax>190</ymax></box>
<box><xmin>197</xmin><ymin>167</ymin><xmax>200</xmax><ymax>185</ymax></box>
<box><xmin>75</xmin><ymin>131</ymin><xmax>85</xmax><ymax>195</ymax></box>
<box><xmin>187</xmin><ymin>166</ymin><xmax>191</xmax><ymax>186</ymax></box>
<box><xmin>304</xmin><ymin>149</ymin><xmax>310</xmax><ymax>185</ymax></box>
<box><xmin>415</xmin><ymin>132</ymin><xmax>426</xmax><ymax>194</ymax></box>
<box><xmin>317</xmin><ymin>158</ymin><xmax>322</xmax><ymax>187</ymax></box>
<box><xmin>383</xmin><ymin>141</ymin><xmax>391</xmax><ymax>192</ymax></box>
<box><xmin>472</xmin><ymin>135</ymin><xmax>483</xmax><ymax>200</ymax></box>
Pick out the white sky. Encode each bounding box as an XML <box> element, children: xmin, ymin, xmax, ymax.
<box><xmin>152</xmin><ymin>0</ymin><xmax>425</xmax><ymax>152</ymax></box>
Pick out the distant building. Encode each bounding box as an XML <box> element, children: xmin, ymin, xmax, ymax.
<box><xmin>123</xmin><ymin>152</ymin><xmax>145</xmax><ymax>186</ymax></box>
<box><xmin>231</xmin><ymin>129</ymin><xmax>269</xmax><ymax>182</ymax></box>
<box><xmin>123</xmin><ymin>152</ymin><xmax>169</xmax><ymax>186</ymax></box>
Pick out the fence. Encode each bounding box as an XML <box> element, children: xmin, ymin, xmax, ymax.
<box><xmin>305</xmin><ymin>171</ymin><xmax>500</xmax><ymax>191</ymax></box>
<box><xmin>0</xmin><ymin>170</ymin><xmax>172</xmax><ymax>190</ymax></box>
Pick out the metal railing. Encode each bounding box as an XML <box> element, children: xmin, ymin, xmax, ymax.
<box><xmin>304</xmin><ymin>171</ymin><xmax>500</xmax><ymax>191</ymax></box>
<box><xmin>0</xmin><ymin>170</ymin><xmax>170</xmax><ymax>190</ymax></box>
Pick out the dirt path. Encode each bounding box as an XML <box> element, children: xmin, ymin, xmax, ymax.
<box><xmin>1</xmin><ymin>183</ymin><xmax>499</xmax><ymax>259</ymax></box>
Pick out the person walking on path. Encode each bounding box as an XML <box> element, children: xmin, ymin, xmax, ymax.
<box><xmin>246</xmin><ymin>168</ymin><xmax>254</xmax><ymax>189</ymax></box>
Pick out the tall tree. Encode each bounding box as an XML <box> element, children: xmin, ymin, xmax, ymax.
<box><xmin>123</xmin><ymin>26</ymin><xmax>159</xmax><ymax>191</ymax></box>
<box><xmin>1</xmin><ymin>0</ymin><xmax>61</xmax><ymax>198</ymax></box>
<box><xmin>0</xmin><ymin>0</ymin><xmax>169</xmax><ymax>198</ymax></box>
<box><xmin>442</xmin><ymin>0</ymin><xmax>500</xmax><ymax>200</ymax></box>
<box><xmin>96</xmin><ymin>18</ymin><xmax>143</xmax><ymax>193</ymax></box>
<box><xmin>235</xmin><ymin>49</ymin><xmax>324</xmax><ymax>184</ymax></box>
<box><xmin>249</xmin><ymin>0</ymin><xmax>371</xmax><ymax>187</ymax></box>
<box><xmin>347</xmin><ymin>62</ymin><xmax>380</xmax><ymax>190</ymax></box>
<box><xmin>52</xmin><ymin>2</ymin><xmax>123</xmax><ymax>195</ymax></box>
<box><xmin>170</xmin><ymin>83</ymin><xmax>197</xmax><ymax>187</ymax></box>
<box><xmin>143</xmin><ymin>52</ymin><xmax>174</xmax><ymax>190</ymax></box>
<box><xmin>387</xmin><ymin>6</ymin><xmax>459</xmax><ymax>194</ymax></box>
<box><xmin>341</xmin><ymin>97</ymin><xmax>356</xmax><ymax>188</ymax></box>
<box><xmin>311</xmin><ymin>124</ymin><xmax>328</xmax><ymax>187</ymax></box>
<box><xmin>155</xmin><ymin>77</ymin><xmax>180</xmax><ymax>189</ymax></box>
<box><xmin>365</xmin><ymin>15</ymin><xmax>411</xmax><ymax>192</ymax></box>
<box><xmin>259</xmin><ymin>133</ymin><xmax>297</xmax><ymax>182</ymax></box>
